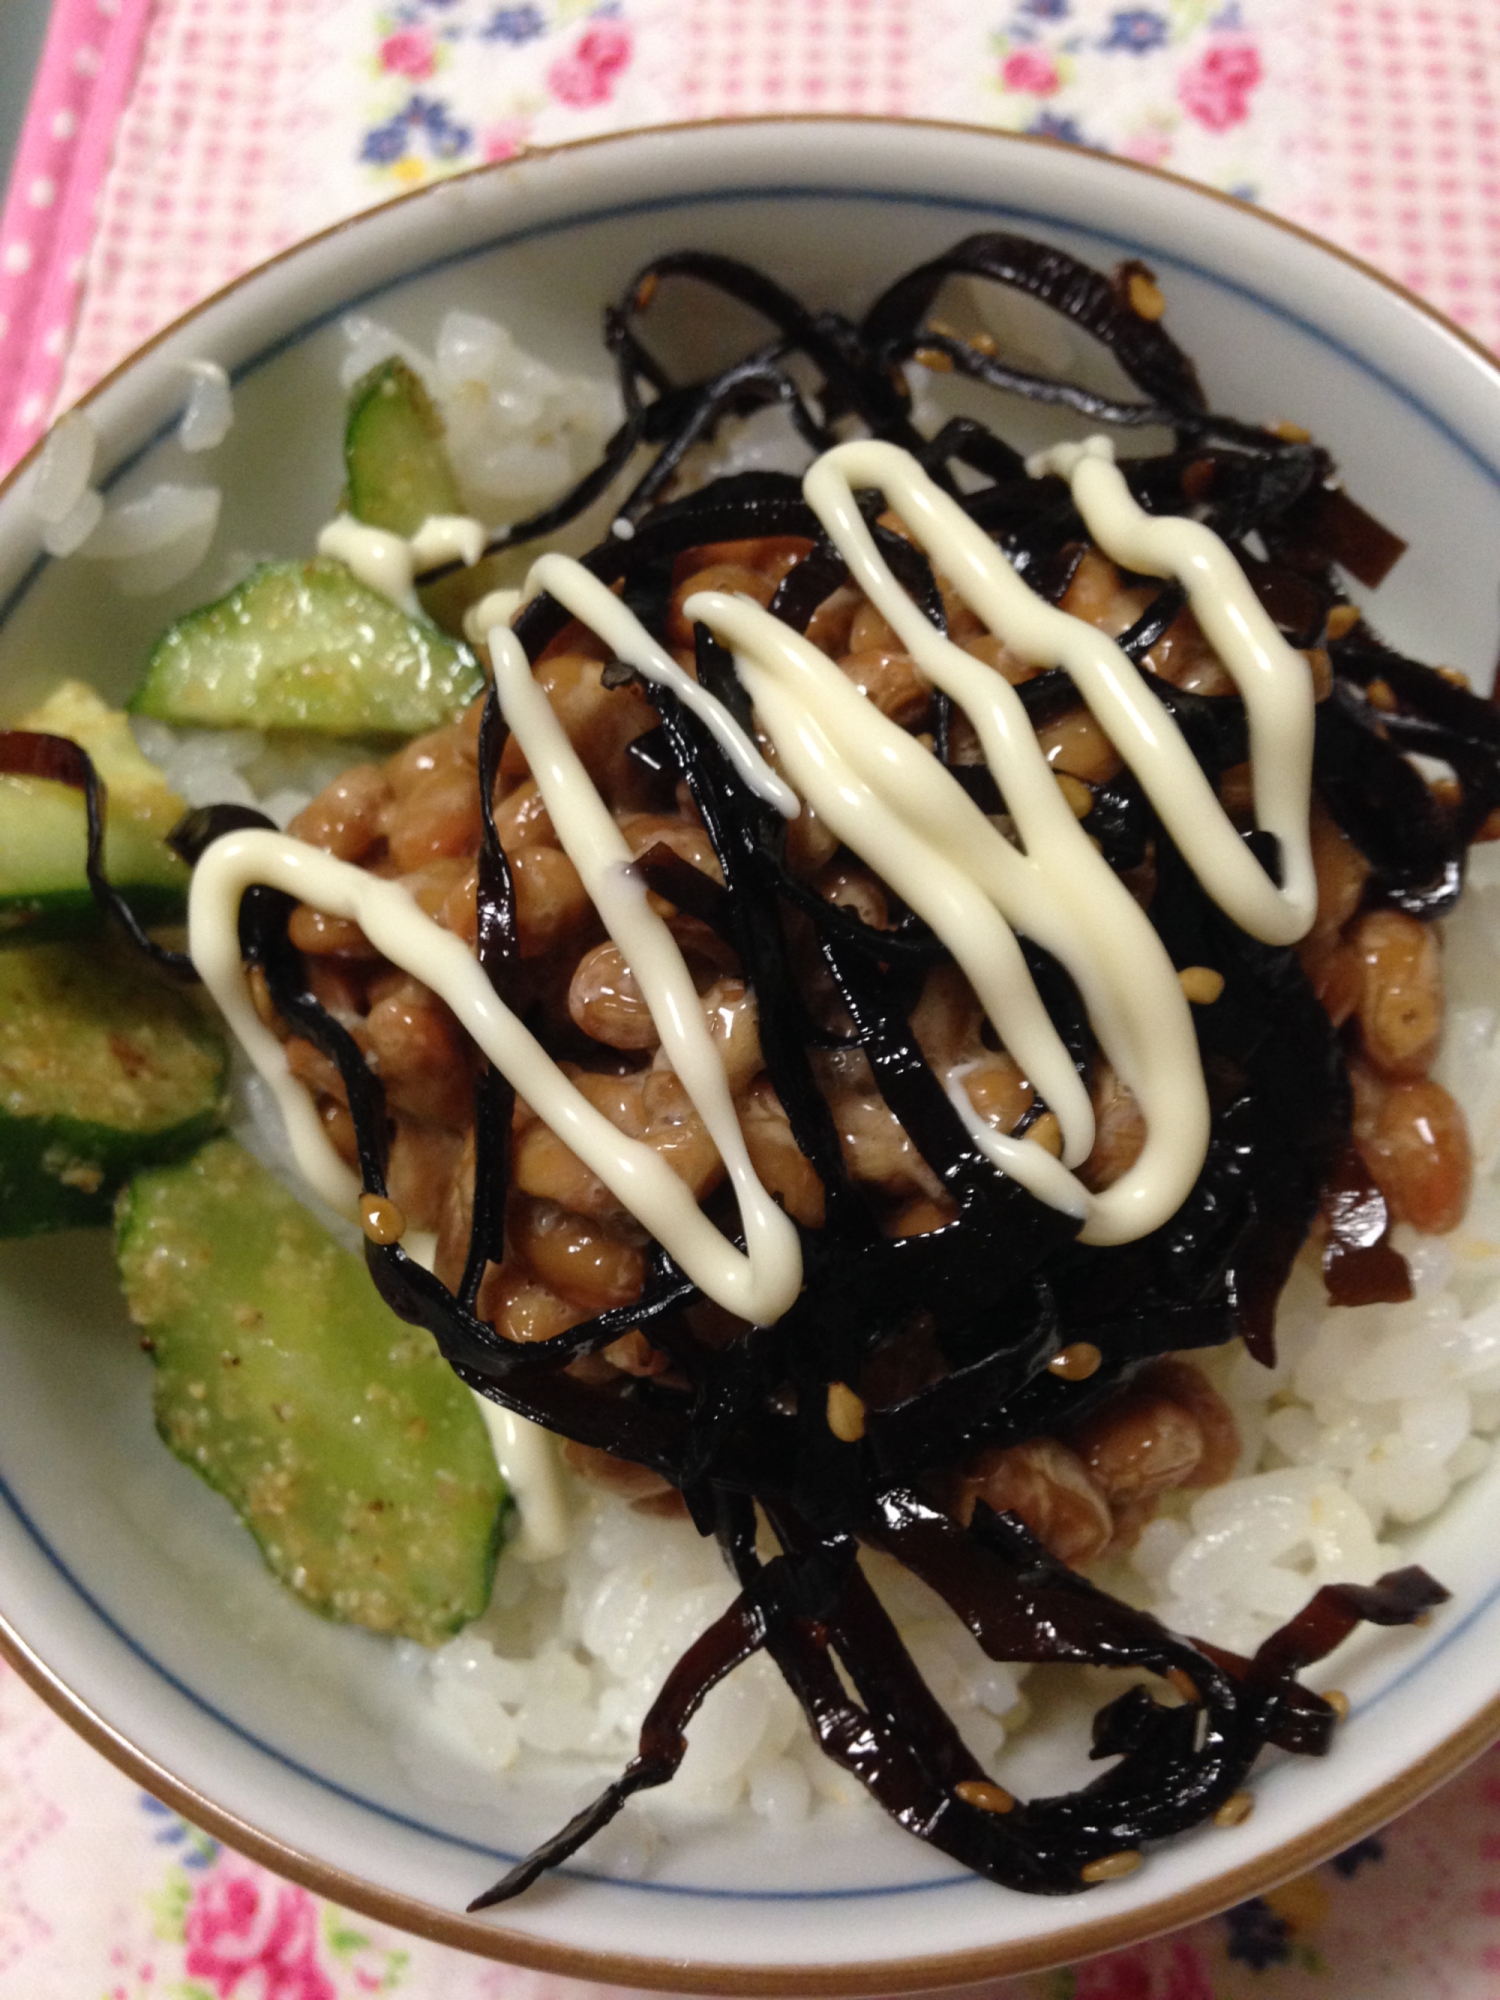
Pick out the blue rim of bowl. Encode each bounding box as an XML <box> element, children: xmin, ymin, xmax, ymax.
<box><xmin>2</xmin><ymin>115</ymin><xmax>1500</xmax><ymax>1994</ymax></box>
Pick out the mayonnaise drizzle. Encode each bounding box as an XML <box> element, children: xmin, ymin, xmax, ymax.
<box><xmin>526</xmin><ymin>553</ymin><xmax>798</xmax><ymax>818</ymax></box>
<box><xmin>678</xmin><ymin>436</ymin><xmax>1315</xmax><ymax>1241</ymax></box>
<box><xmin>190</xmin><ymin>828</ymin><xmax>802</xmax><ymax>1322</ymax></box>
<box><xmin>488</xmin><ymin>621</ymin><xmax>803</xmax><ymax>1320</ymax></box>
<box><xmin>472</xmin><ymin>1400</ymin><xmax>571</xmax><ymax>1560</ymax></box>
<box><xmin>194</xmin><ymin>438</ymin><xmax>1318</xmax><ymax>1343</ymax></box>
<box><xmin>1027</xmin><ymin>436</ymin><xmax>1317</xmax><ymax>943</ymax></box>
<box><xmin>316</xmin><ymin>512</ymin><xmax>488</xmax><ymax>617</ymax></box>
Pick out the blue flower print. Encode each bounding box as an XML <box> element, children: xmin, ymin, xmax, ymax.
<box><xmin>481</xmin><ymin>4</ymin><xmax>547</xmax><ymax>41</ymax></box>
<box><xmin>1331</xmin><ymin>1835</ymin><xmax>1386</xmax><ymax>1877</ymax></box>
<box><xmin>1100</xmin><ymin>8</ymin><xmax>1170</xmax><ymax>53</ymax></box>
<box><xmin>1021</xmin><ymin>0</ymin><xmax>1069</xmax><ymax>14</ymax></box>
<box><xmin>360</xmin><ymin>95</ymin><xmax>473</xmax><ymax>168</ymax></box>
<box><xmin>1027</xmin><ymin>110</ymin><xmax>1087</xmax><ymax>145</ymax></box>
<box><xmin>420</xmin><ymin>96</ymin><xmax>473</xmax><ymax>159</ymax></box>
<box><xmin>361</xmin><ymin>114</ymin><xmax>410</xmax><ymax>165</ymax></box>
<box><xmin>139</xmin><ymin>1793</ymin><xmax>221</xmax><ymax>1869</ymax></box>
<box><xmin>1222</xmin><ymin>1897</ymin><xmax>1293</xmax><ymax>1971</ymax></box>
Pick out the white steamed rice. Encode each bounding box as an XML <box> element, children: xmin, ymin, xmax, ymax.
<box><xmin>175</xmin><ymin>772</ymin><xmax>1500</xmax><ymax>1848</ymax></box>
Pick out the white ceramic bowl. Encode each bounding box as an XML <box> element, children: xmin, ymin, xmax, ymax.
<box><xmin>3</xmin><ymin>117</ymin><xmax>1500</xmax><ymax>1996</ymax></box>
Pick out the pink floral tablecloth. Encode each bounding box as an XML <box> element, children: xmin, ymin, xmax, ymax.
<box><xmin>3</xmin><ymin>3</ymin><xmax>1500</xmax><ymax>1995</ymax></box>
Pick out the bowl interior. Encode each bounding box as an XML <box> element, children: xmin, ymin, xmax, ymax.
<box><xmin>2</xmin><ymin>120</ymin><xmax>1500</xmax><ymax>1991</ymax></box>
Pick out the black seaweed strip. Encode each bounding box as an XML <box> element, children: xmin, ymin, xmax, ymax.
<box><xmin>1315</xmin><ymin>685</ymin><xmax>1459</xmax><ymax>906</ymax></box>
<box><xmin>652</xmin><ymin>636</ymin><xmax>866</xmax><ymax>1228</ymax></box>
<box><xmin>1333</xmin><ymin>641</ymin><xmax>1500</xmax><ymax>746</ymax></box>
<box><xmin>458</xmin><ymin>686</ymin><xmax>521</xmax><ymax>1309</ymax></box>
<box><xmin>469</xmin><ymin>1581</ymin><xmax>775</xmax><ymax>1909</ymax></box>
<box><xmin>628</xmin><ymin>842</ymin><xmax>734</xmax><ymax>933</ymax></box>
<box><xmin>1377</xmin><ymin>707</ymin><xmax>1500</xmax><ymax>846</ymax></box>
<box><xmin>0</xmin><ymin>731</ymin><xmax>196</xmax><ymax>976</ymax></box>
<box><xmin>475</xmin><ymin>683</ymin><xmax>520</xmax><ymax>985</ymax></box>
<box><xmin>620</xmin><ymin>249</ymin><xmax>919</xmax><ymax>445</ymax></box>
<box><xmin>417</xmin><ymin>306</ymin><xmax>653</xmax><ymax>581</ymax></box>
<box><xmin>767</xmin><ymin>533</ymin><xmax>847</xmax><ymax>631</ymax></box>
<box><xmin>236</xmin><ymin>879</ymin><xmax>704</xmax><ymax>1447</ymax></box>
<box><xmin>916</xmin><ymin>414</ymin><xmax>1028</xmax><ymax>488</ymax></box>
<box><xmin>511</xmin><ymin>472</ymin><xmax>820</xmax><ymax>660</ymax></box>
<box><xmin>864</xmin><ymin>1284</ymin><xmax>1061</xmax><ymax>1476</ymax></box>
<box><xmin>613</xmin><ymin>348</ymin><xmax>832</xmax><ymax>530</ymax></box>
<box><xmin>858</xmin><ymin>234</ymin><xmax>1209</xmax><ymax>419</ymax></box>
<box><xmin>765</xmin><ymin>518</ymin><xmax>948</xmax><ymax>649</ymax></box>
<box><xmin>774</xmin><ymin>869</ymin><xmax>947</xmax><ymax>962</ymax></box>
<box><xmin>1117</xmin><ymin>582</ymin><xmax>1188</xmax><ymax>660</ymax></box>
<box><xmin>888</xmin><ymin>328</ymin><xmax>1182</xmax><ymax>429</ymax></box>
<box><xmin>162</xmin><ymin>231</ymin><xmax>1491</xmax><ymax>1902</ymax></box>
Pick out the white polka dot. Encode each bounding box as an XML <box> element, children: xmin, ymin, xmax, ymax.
<box><xmin>41</xmin><ymin>325</ymin><xmax>67</xmax><ymax>357</ymax></box>
<box><xmin>67</xmin><ymin>256</ymin><xmax>86</xmax><ymax>285</ymax></box>
<box><xmin>97</xmin><ymin>0</ymin><xmax>119</xmax><ymax>13</ymax></box>
<box><xmin>3</xmin><ymin>242</ymin><xmax>33</xmax><ymax>275</ymax></box>
<box><xmin>74</xmin><ymin>45</ymin><xmax>101</xmax><ymax>76</ymax></box>
<box><xmin>20</xmin><ymin>394</ymin><xmax>45</xmax><ymax>427</ymax></box>
<box><xmin>51</xmin><ymin>109</ymin><xmax>77</xmax><ymax>141</ymax></box>
<box><xmin>0</xmin><ymin>314</ymin><xmax>10</xmax><ymax>340</ymax></box>
<box><xmin>28</xmin><ymin>177</ymin><xmax>55</xmax><ymax>210</ymax></box>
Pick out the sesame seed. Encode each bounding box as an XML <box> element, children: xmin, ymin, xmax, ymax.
<box><xmin>360</xmin><ymin>1193</ymin><xmax>406</xmax><ymax>1246</ymax></box>
<box><xmin>826</xmin><ymin>1381</ymin><xmax>867</xmax><ymax>1443</ymax></box>
<box><xmin>1081</xmin><ymin>1850</ymin><xmax>1142</xmax><ymax>1883</ymax></box>
<box><xmin>955</xmin><ymin>1779</ymin><xmax>1014</xmax><ymax>1814</ymax></box>
<box><xmin>1127</xmin><ymin>272</ymin><xmax>1165</xmax><ymax>321</ymax></box>
<box><xmin>1215</xmin><ymin>1791</ymin><xmax>1254</xmax><ymax>1828</ymax></box>
<box><xmin>1048</xmin><ymin>1342</ymin><xmax>1102</xmax><ymax>1382</ymax></box>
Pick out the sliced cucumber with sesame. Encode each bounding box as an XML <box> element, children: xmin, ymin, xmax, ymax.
<box><xmin>115</xmin><ymin>1137</ymin><xmax>508</xmax><ymax>1645</ymax></box>
<box><xmin>345</xmin><ymin>357</ymin><xmax>464</xmax><ymax>537</ymax></box>
<box><xmin>0</xmin><ymin>941</ymin><xmax>225</xmax><ymax>1237</ymax></box>
<box><xmin>0</xmin><ymin>680</ymin><xmax>188</xmax><ymax>946</ymax></box>
<box><xmin>128</xmin><ymin>557</ymin><xmax>483</xmax><ymax>737</ymax></box>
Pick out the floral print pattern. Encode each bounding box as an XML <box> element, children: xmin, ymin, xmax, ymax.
<box><xmin>183</xmin><ymin>1869</ymin><xmax>338</xmax><ymax>2000</ymax></box>
<box><xmin>351</xmin><ymin>0</ymin><xmax>640</xmax><ymax>194</ymax></box>
<box><xmin>938</xmin><ymin>0</ymin><xmax>1290</xmax><ymax>201</ymax></box>
<box><xmin>1178</xmin><ymin>36</ymin><xmax>1263</xmax><ymax>129</ymax></box>
<box><xmin>0</xmin><ymin>1610</ymin><xmax>1484</xmax><ymax>2000</ymax></box>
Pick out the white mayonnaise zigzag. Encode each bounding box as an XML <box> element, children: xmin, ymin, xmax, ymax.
<box><xmin>687</xmin><ymin>438</ymin><xmax>1315</xmax><ymax>1244</ymax></box>
<box><xmin>196</xmin><ymin>438</ymin><xmax>1316</xmax><ymax>1327</ymax></box>
<box><xmin>1027</xmin><ymin>435</ymin><xmax>1318</xmax><ymax>943</ymax></box>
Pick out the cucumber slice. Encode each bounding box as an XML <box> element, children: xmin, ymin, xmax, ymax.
<box><xmin>116</xmin><ymin>1138</ymin><xmax>508</xmax><ymax>1645</ymax></box>
<box><xmin>129</xmin><ymin>557</ymin><xmax>484</xmax><ymax>737</ymax></box>
<box><xmin>0</xmin><ymin>681</ymin><xmax>188</xmax><ymax>945</ymax></box>
<box><xmin>346</xmin><ymin>358</ymin><xmax>463</xmax><ymax>537</ymax></box>
<box><xmin>0</xmin><ymin>942</ymin><xmax>224</xmax><ymax>1236</ymax></box>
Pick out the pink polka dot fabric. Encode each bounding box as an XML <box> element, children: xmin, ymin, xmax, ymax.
<box><xmin>56</xmin><ymin>0</ymin><xmax>312</xmax><ymax>416</ymax></box>
<box><xmin>0</xmin><ymin>0</ymin><xmax>153</xmax><ymax>473</ymax></box>
<box><xmin>1296</xmin><ymin>2</ymin><xmax>1500</xmax><ymax>346</ymax></box>
<box><xmin>674</xmin><ymin>0</ymin><xmax>917</xmax><ymax>121</ymax></box>
<box><xmin>7</xmin><ymin>0</ymin><xmax>1500</xmax><ymax>464</ymax></box>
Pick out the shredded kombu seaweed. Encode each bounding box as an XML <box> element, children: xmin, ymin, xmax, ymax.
<box><xmin>62</xmin><ymin>228</ymin><xmax>1500</xmax><ymax>1902</ymax></box>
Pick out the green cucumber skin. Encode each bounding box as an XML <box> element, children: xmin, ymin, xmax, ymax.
<box><xmin>0</xmin><ymin>884</ymin><xmax>184</xmax><ymax>950</ymax></box>
<box><xmin>346</xmin><ymin>358</ymin><xmax>463</xmax><ymax>538</ymax></box>
<box><xmin>129</xmin><ymin>557</ymin><xmax>484</xmax><ymax>738</ymax></box>
<box><xmin>115</xmin><ymin>1138</ymin><xmax>508</xmax><ymax>1646</ymax></box>
<box><xmin>0</xmin><ymin>943</ymin><xmax>226</xmax><ymax>1237</ymax></box>
<box><xmin>0</xmin><ymin>1105</ymin><xmax>220</xmax><ymax>1235</ymax></box>
<box><xmin>0</xmin><ymin>770</ymin><xmax>188</xmax><ymax>946</ymax></box>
